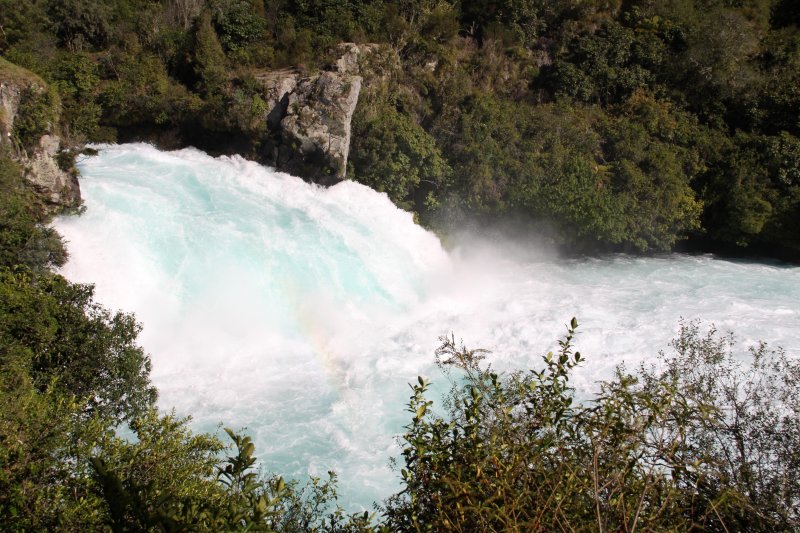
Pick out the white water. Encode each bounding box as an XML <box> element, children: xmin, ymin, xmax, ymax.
<box><xmin>54</xmin><ymin>144</ymin><xmax>800</xmax><ymax>510</ymax></box>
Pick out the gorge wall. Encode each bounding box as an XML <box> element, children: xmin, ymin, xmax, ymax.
<box><xmin>0</xmin><ymin>58</ymin><xmax>80</xmax><ymax>212</ymax></box>
<box><xmin>115</xmin><ymin>43</ymin><xmax>386</xmax><ymax>187</ymax></box>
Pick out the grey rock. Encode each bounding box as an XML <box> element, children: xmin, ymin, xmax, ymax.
<box><xmin>0</xmin><ymin>71</ymin><xmax>80</xmax><ymax>212</ymax></box>
<box><xmin>335</xmin><ymin>42</ymin><xmax>381</xmax><ymax>75</ymax></box>
<box><xmin>280</xmin><ymin>71</ymin><xmax>361</xmax><ymax>180</ymax></box>
<box><xmin>26</xmin><ymin>134</ymin><xmax>81</xmax><ymax>209</ymax></box>
<box><xmin>251</xmin><ymin>45</ymin><xmax>394</xmax><ymax>183</ymax></box>
<box><xmin>254</xmin><ymin>69</ymin><xmax>299</xmax><ymax>130</ymax></box>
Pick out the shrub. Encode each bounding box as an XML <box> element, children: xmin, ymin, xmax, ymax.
<box><xmin>385</xmin><ymin>320</ymin><xmax>800</xmax><ymax>531</ymax></box>
<box><xmin>350</xmin><ymin>102</ymin><xmax>451</xmax><ymax>210</ymax></box>
<box><xmin>12</xmin><ymin>85</ymin><xmax>59</xmax><ymax>153</ymax></box>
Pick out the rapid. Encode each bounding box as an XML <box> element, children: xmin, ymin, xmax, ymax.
<box><xmin>54</xmin><ymin>144</ymin><xmax>800</xmax><ymax>509</ymax></box>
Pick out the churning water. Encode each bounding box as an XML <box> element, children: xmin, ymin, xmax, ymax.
<box><xmin>54</xmin><ymin>144</ymin><xmax>800</xmax><ymax>509</ymax></box>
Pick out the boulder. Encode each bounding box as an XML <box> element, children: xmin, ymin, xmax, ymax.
<box><xmin>251</xmin><ymin>44</ymin><xmax>402</xmax><ymax>183</ymax></box>
<box><xmin>278</xmin><ymin>71</ymin><xmax>361</xmax><ymax>182</ymax></box>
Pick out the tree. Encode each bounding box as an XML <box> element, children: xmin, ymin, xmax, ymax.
<box><xmin>0</xmin><ymin>269</ymin><xmax>157</xmax><ymax>424</ymax></box>
<box><xmin>350</xmin><ymin>101</ymin><xmax>450</xmax><ymax>210</ymax></box>
<box><xmin>47</xmin><ymin>0</ymin><xmax>113</xmax><ymax>51</ymax></box>
<box><xmin>192</xmin><ymin>10</ymin><xmax>227</xmax><ymax>95</ymax></box>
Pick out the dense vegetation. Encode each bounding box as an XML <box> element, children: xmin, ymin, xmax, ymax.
<box><xmin>2</xmin><ymin>1</ymin><xmax>800</xmax><ymax>531</ymax></box>
<box><xmin>1</xmin><ymin>0</ymin><xmax>799</xmax><ymax>258</ymax></box>
<box><xmin>388</xmin><ymin>321</ymin><xmax>800</xmax><ymax>531</ymax></box>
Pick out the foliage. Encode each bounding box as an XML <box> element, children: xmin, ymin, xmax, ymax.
<box><xmin>385</xmin><ymin>319</ymin><xmax>800</xmax><ymax>531</ymax></box>
<box><xmin>192</xmin><ymin>10</ymin><xmax>228</xmax><ymax>95</ymax></box>
<box><xmin>91</xmin><ymin>412</ymin><xmax>382</xmax><ymax>531</ymax></box>
<box><xmin>427</xmin><ymin>95</ymin><xmax>701</xmax><ymax>251</ymax></box>
<box><xmin>596</xmin><ymin>93</ymin><xmax>703</xmax><ymax>250</ymax></box>
<box><xmin>47</xmin><ymin>0</ymin><xmax>113</xmax><ymax>51</ymax></box>
<box><xmin>100</xmin><ymin>48</ymin><xmax>202</xmax><ymax>128</ymax></box>
<box><xmin>211</xmin><ymin>0</ymin><xmax>267</xmax><ymax>54</ymax></box>
<box><xmin>50</xmin><ymin>52</ymin><xmax>102</xmax><ymax>141</ymax></box>
<box><xmin>0</xmin><ymin>56</ymin><xmax>47</xmax><ymax>86</ymax></box>
<box><xmin>350</xmin><ymin>100</ymin><xmax>450</xmax><ymax>209</ymax></box>
<box><xmin>650</xmin><ymin>322</ymin><xmax>800</xmax><ymax>529</ymax></box>
<box><xmin>0</xmin><ymin>343</ymin><xmax>107</xmax><ymax>530</ymax></box>
<box><xmin>12</xmin><ymin>85</ymin><xmax>60</xmax><ymax>153</ymax></box>
<box><xmin>0</xmin><ymin>268</ymin><xmax>156</xmax><ymax>425</ymax></box>
<box><xmin>696</xmin><ymin>130</ymin><xmax>800</xmax><ymax>254</ymax></box>
<box><xmin>547</xmin><ymin>20</ymin><xmax>664</xmax><ymax>105</ymax></box>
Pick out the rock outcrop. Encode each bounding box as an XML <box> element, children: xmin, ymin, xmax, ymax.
<box><xmin>0</xmin><ymin>58</ymin><xmax>80</xmax><ymax>212</ymax></box>
<box><xmin>278</xmin><ymin>71</ymin><xmax>361</xmax><ymax>182</ymax></box>
<box><xmin>25</xmin><ymin>134</ymin><xmax>81</xmax><ymax>207</ymax></box>
<box><xmin>253</xmin><ymin>43</ymin><xmax>384</xmax><ymax>184</ymax></box>
<box><xmin>0</xmin><ymin>76</ymin><xmax>24</xmax><ymax>148</ymax></box>
<box><xmin>254</xmin><ymin>69</ymin><xmax>300</xmax><ymax>130</ymax></box>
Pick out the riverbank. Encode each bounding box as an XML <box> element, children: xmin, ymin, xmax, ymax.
<box><xmin>3</xmin><ymin>1</ymin><xmax>798</xmax><ymax>262</ymax></box>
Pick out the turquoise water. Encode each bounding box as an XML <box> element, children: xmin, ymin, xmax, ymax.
<box><xmin>54</xmin><ymin>144</ymin><xmax>800</xmax><ymax>510</ymax></box>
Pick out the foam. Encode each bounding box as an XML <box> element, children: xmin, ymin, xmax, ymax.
<box><xmin>54</xmin><ymin>144</ymin><xmax>800</xmax><ymax>510</ymax></box>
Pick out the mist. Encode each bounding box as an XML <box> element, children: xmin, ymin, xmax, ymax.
<box><xmin>54</xmin><ymin>144</ymin><xmax>800</xmax><ymax>509</ymax></box>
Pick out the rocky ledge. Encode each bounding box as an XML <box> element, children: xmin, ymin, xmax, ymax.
<box><xmin>254</xmin><ymin>43</ymin><xmax>378</xmax><ymax>184</ymax></box>
<box><xmin>0</xmin><ymin>58</ymin><xmax>81</xmax><ymax>212</ymax></box>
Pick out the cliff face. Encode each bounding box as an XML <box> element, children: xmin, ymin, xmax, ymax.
<box><xmin>254</xmin><ymin>43</ymin><xmax>376</xmax><ymax>184</ymax></box>
<box><xmin>0</xmin><ymin>59</ymin><xmax>80</xmax><ymax>212</ymax></box>
<box><xmin>1</xmin><ymin>46</ymin><xmax>379</xmax><ymax>199</ymax></box>
<box><xmin>24</xmin><ymin>134</ymin><xmax>81</xmax><ymax>208</ymax></box>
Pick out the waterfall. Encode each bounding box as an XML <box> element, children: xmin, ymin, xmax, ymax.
<box><xmin>54</xmin><ymin>144</ymin><xmax>800</xmax><ymax>509</ymax></box>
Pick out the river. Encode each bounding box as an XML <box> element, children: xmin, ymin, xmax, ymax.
<box><xmin>54</xmin><ymin>144</ymin><xmax>800</xmax><ymax>509</ymax></box>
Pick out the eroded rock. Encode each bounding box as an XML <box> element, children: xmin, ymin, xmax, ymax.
<box><xmin>26</xmin><ymin>134</ymin><xmax>81</xmax><ymax>208</ymax></box>
<box><xmin>250</xmin><ymin>44</ymin><xmax>401</xmax><ymax>183</ymax></box>
<box><xmin>278</xmin><ymin>71</ymin><xmax>361</xmax><ymax>182</ymax></box>
<box><xmin>0</xmin><ymin>60</ymin><xmax>80</xmax><ymax>212</ymax></box>
<box><xmin>254</xmin><ymin>69</ymin><xmax>299</xmax><ymax>130</ymax></box>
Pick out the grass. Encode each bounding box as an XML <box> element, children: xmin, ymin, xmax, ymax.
<box><xmin>0</xmin><ymin>56</ymin><xmax>45</xmax><ymax>87</ymax></box>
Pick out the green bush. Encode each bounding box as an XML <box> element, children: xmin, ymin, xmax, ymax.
<box><xmin>0</xmin><ymin>268</ymin><xmax>156</xmax><ymax>425</ymax></box>
<box><xmin>51</xmin><ymin>52</ymin><xmax>102</xmax><ymax>141</ymax></box>
<box><xmin>385</xmin><ymin>320</ymin><xmax>800</xmax><ymax>531</ymax></box>
<box><xmin>350</xmin><ymin>101</ymin><xmax>450</xmax><ymax>209</ymax></box>
<box><xmin>90</xmin><ymin>412</ymin><xmax>381</xmax><ymax>531</ymax></box>
<box><xmin>192</xmin><ymin>10</ymin><xmax>228</xmax><ymax>95</ymax></box>
<box><xmin>12</xmin><ymin>85</ymin><xmax>59</xmax><ymax>153</ymax></box>
<box><xmin>0</xmin><ymin>343</ymin><xmax>107</xmax><ymax>530</ymax></box>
